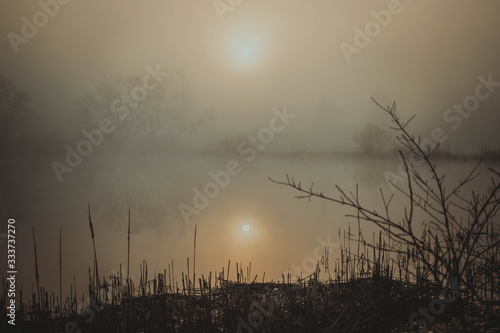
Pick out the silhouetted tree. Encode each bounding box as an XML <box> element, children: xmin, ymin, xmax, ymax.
<box><xmin>0</xmin><ymin>75</ymin><xmax>33</xmax><ymax>147</ymax></box>
<box><xmin>271</xmin><ymin>100</ymin><xmax>500</xmax><ymax>331</ymax></box>
<box><xmin>74</xmin><ymin>68</ymin><xmax>214</xmax><ymax>147</ymax></box>
<box><xmin>354</xmin><ymin>122</ymin><xmax>394</xmax><ymax>153</ymax></box>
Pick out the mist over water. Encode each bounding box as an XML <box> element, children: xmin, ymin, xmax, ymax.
<box><xmin>3</xmin><ymin>147</ymin><xmax>499</xmax><ymax>297</ymax></box>
<box><xmin>1</xmin><ymin>0</ymin><xmax>500</xmax><ymax>304</ymax></box>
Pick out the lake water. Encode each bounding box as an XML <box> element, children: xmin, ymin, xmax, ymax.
<box><xmin>2</xmin><ymin>150</ymin><xmax>499</xmax><ymax>297</ymax></box>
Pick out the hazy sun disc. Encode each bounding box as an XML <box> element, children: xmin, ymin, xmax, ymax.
<box><xmin>242</xmin><ymin>224</ymin><xmax>250</xmax><ymax>232</ymax></box>
<box><xmin>241</xmin><ymin>48</ymin><xmax>251</xmax><ymax>58</ymax></box>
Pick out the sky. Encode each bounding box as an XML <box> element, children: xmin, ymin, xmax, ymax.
<box><xmin>1</xmin><ymin>0</ymin><xmax>500</xmax><ymax>300</ymax></box>
<box><xmin>1</xmin><ymin>0</ymin><xmax>500</xmax><ymax>150</ymax></box>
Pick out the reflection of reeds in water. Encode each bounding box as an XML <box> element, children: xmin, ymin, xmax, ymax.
<box><xmin>2</xmin><ymin>211</ymin><xmax>498</xmax><ymax>332</ymax></box>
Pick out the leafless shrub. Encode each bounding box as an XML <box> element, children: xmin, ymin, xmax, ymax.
<box><xmin>270</xmin><ymin>99</ymin><xmax>500</xmax><ymax>331</ymax></box>
<box><xmin>354</xmin><ymin>121</ymin><xmax>395</xmax><ymax>154</ymax></box>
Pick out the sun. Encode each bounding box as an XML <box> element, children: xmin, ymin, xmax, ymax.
<box><xmin>241</xmin><ymin>48</ymin><xmax>251</xmax><ymax>58</ymax></box>
<box><xmin>233</xmin><ymin>217</ymin><xmax>258</xmax><ymax>240</ymax></box>
<box><xmin>216</xmin><ymin>14</ymin><xmax>275</xmax><ymax>72</ymax></box>
<box><xmin>232</xmin><ymin>42</ymin><xmax>259</xmax><ymax>67</ymax></box>
<box><xmin>220</xmin><ymin>23</ymin><xmax>271</xmax><ymax>70</ymax></box>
